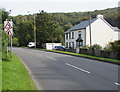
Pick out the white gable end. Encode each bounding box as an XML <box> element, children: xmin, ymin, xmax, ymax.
<box><xmin>86</xmin><ymin>18</ymin><xmax>117</xmax><ymax>47</ymax></box>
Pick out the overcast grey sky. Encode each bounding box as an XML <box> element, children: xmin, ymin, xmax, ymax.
<box><xmin>1</xmin><ymin>0</ymin><xmax>119</xmax><ymax>16</ymax></box>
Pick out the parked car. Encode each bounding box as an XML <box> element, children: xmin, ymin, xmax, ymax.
<box><xmin>53</xmin><ymin>46</ymin><xmax>65</xmax><ymax>51</ymax></box>
<box><xmin>27</xmin><ymin>42</ymin><xmax>35</xmax><ymax>48</ymax></box>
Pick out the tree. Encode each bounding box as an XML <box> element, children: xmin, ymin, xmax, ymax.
<box><xmin>0</xmin><ymin>9</ymin><xmax>9</xmax><ymax>60</ymax></box>
<box><xmin>12</xmin><ymin>37</ymin><xmax>19</xmax><ymax>46</ymax></box>
<box><xmin>63</xmin><ymin>23</ymin><xmax>73</xmax><ymax>32</ymax></box>
<box><xmin>90</xmin><ymin>44</ymin><xmax>102</xmax><ymax>50</ymax></box>
<box><xmin>36</xmin><ymin>12</ymin><xmax>64</xmax><ymax>47</ymax></box>
<box><xmin>17</xmin><ymin>20</ymin><xmax>34</xmax><ymax>46</ymax></box>
<box><xmin>0</xmin><ymin>8</ymin><xmax>9</xmax><ymax>23</ymax></box>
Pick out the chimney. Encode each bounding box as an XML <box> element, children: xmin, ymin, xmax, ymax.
<box><xmin>97</xmin><ymin>14</ymin><xmax>104</xmax><ymax>18</ymax></box>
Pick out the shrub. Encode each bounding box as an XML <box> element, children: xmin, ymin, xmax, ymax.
<box><xmin>12</xmin><ymin>37</ymin><xmax>19</xmax><ymax>46</ymax></box>
<box><xmin>90</xmin><ymin>44</ymin><xmax>102</xmax><ymax>50</ymax></box>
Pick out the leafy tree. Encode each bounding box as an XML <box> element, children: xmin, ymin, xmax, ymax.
<box><xmin>0</xmin><ymin>8</ymin><xmax>9</xmax><ymax>23</ymax></box>
<box><xmin>0</xmin><ymin>9</ymin><xmax>9</xmax><ymax>60</ymax></box>
<box><xmin>90</xmin><ymin>44</ymin><xmax>102</xmax><ymax>50</ymax></box>
<box><xmin>36</xmin><ymin>12</ymin><xmax>64</xmax><ymax>47</ymax></box>
<box><xmin>12</xmin><ymin>37</ymin><xmax>19</xmax><ymax>46</ymax></box>
<box><xmin>63</xmin><ymin>23</ymin><xmax>73</xmax><ymax>31</ymax></box>
<box><xmin>17</xmin><ymin>20</ymin><xmax>34</xmax><ymax>46</ymax></box>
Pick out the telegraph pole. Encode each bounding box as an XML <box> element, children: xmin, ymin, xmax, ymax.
<box><xmin>88</xmin><ymin>12</ymin><xmax>92</xmax><ymax>47</ymax></box>
<box><xmin>34</xmin><ymin>14</ymin><xmax>37</xmax><ymax>48</ymax></box>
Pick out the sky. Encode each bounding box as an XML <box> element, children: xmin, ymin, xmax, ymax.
<box><xmin>0</xmin><ymin>0</ymin><xmax>120</xmax><ymax>16</ymax></box>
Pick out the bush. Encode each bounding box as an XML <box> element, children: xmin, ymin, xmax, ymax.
<box><xmin>90</xmin><ymin>44</ymin><xmax>102</xmax><ymax>50</ymax></box>
<box><xmin>2</xmin><ymin>31</ymin><xmax>9</xmax><ymax>60</ymax></box>
<box><xmin>12</xmin><ymin>37</ymin><xmax>19</xmax><ymax>46</ymax></box>
<box><xmin>104</xmin><ymin>40</ymin><xmax>120</xmax><ymax>59</ymax></box>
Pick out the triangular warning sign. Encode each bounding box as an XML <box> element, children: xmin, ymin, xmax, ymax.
<box><xmin>6</xmin><ymin>29</ymin><xmax>12</xmax><ymax>36</ymax></box>
<box><xmin>4</xmin><ymin>22</ymin><xmax>12</xmax><ymax>29</ymax></box>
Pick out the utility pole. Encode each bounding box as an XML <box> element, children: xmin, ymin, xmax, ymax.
<box><xmin>88</xmin><ymin>12</ymin><xmax>92</xmax><ymax>47</ymax></box>
<box><xmin>34</xmin><ymin>14</ymin><xmax>37</xmax><ymax>48</ymax></box>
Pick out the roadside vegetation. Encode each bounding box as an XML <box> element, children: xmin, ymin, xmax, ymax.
<box><xmin>0</xmin><ymin>61</ymin><xmax>1</xmax><ymax>90</ymax></box>
<box><xmin>1</xmin><ymin>8</ymin><xmax>37</xmax><ymax>90</ymax></box>
<box><xmin>2</xmin><ymin>52</ymin><xmax>37</xmax><ymax>90</ymax></box>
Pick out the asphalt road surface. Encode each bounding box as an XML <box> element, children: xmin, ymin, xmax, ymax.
<box><xmin>13</xmin><ymin>47</ymin><xmax>119</xmax><ymax>90</ymax></box>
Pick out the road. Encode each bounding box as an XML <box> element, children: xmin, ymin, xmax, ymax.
<box><xmin>13</xmin><ymin>47</ymin><xmax>119</xmax><ymax>90</ymax></box>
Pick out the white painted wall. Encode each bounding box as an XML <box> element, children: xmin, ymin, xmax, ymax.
<box><xmin>114</xmin><ymin>31</ymin><xmax>120</xmax><ymax>41</ymax></box>
<box><xmin>65</xmin><ymin>29</ymin><xmax>86</xmax><ymax>48</ymax></box>
<box><xmin>86</xmin><ymin>18</ymin><xmax>117</xmax><ymax>47</ymax></box>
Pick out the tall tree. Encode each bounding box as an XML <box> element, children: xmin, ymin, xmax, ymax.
<box><xmin>17</xmin><ymin>20</ymin><xmax>34</xmax><ymax>46</ymax></box>
<box><xmin>36</xmin><ymin>12</ymin><xmax>64</xmax><ymax>47</ymax></box>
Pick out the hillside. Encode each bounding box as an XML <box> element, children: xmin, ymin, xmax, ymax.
<box><xmin>9</xmin><ymin>7</ymin><xmax>120</xmax><ymax>47</ymax></box>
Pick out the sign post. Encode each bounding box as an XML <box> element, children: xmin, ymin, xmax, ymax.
<box><xmin>4</xmin><ymin>20</ymin><xmax>13</xmax><ymax>58</ymax></box>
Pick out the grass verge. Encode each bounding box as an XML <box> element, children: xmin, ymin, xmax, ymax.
<box><xmin>2</xmin><ymin>52</ymin><xmax>37</xmax><ymax>90</ymax></box>
<box><xmin>0</xmin><ymin>60</ymin><xmax>2</xmax><ymax>91</ymax></box>
<box><xmin>35</xmin><ymin>48</ymin><xmax>120</xmax><ymax>64</ymax></box>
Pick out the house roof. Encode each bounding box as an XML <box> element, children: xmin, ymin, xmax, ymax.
<box><xmin>65</xmin><ymin>18</ymin><xmax>97</xmax><ymax>33</ymax></box>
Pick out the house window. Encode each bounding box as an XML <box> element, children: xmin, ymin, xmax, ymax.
<box><xmin>69</xmin><ymin>32</ymin><xmax>71</xmax><ymax>39</ymax></box>
<box><xmin>69</xmin><ymin>42</ymin><xmax>71</xmax><ymax>48</ymax></box>
<box><xmin>72</xmin><ymin>32</ymin><xmax>74</xmax><ymax>39</ymax></box>
<box><xmin>66</xmin><ymin>42</ymin><xmax>68</xmax><ymax>48</ymax></box>
<box><xmin>66</xmin><ymin>33</ymin><xmax>68</xmax><ymax>39</ymax></box>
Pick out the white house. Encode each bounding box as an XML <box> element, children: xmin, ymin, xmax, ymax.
<box><xmin>65</xmin><ymin>14</ymin><xmax>120</xmax><ymax>49</ymax></box>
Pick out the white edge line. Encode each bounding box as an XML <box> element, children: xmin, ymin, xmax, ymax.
<box><xmin>115</xmin><ymin>82</ymin><xmax>120</xmax><ymax>86</ymax></box>
<box><xmin>65</xmin><ymin>63</ymin><xmax>90</xmax><ymax>74</ymax></box>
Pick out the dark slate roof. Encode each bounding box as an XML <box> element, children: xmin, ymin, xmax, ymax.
<box><xmin>65</xmin><ymin>18</ymin><xmax>98</xmax><ymax>33</ymax></box>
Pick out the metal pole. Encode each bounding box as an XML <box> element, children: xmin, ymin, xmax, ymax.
<box><xmin>10</xmin><ymin>36</ymin><xmax>12</xmax><ymax>58</ymax></box>
<box><xmin>34</xmin><ymin>14</ymin><xmax>37</xmax><ymax>48</ymax></box>
<box><xmin>5</xmin><ymin>19</ymin><xmax>8</xmax><ymax>57</ymax></box>
<box><xmin>88</xmin><ymin>13</ymin><xmax>92</xmax><ymax>47</ymax></box>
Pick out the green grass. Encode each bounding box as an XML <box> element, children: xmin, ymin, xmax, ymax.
<box><xmin>0</xmin><ymin>60</ymin><xmax>2</xmax><ymax>91</ymax></box>
<box><xmin>37</xmin><ymin>49</ymin><xmax>120</xmax><ymax>64</ymax></box>
<box><xmin>2</xmin><ymin>52</ymin><xmax>37</xmax><ymax>90</ymax></box>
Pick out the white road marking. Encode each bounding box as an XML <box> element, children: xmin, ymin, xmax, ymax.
<box><xmin>47</xmin><ymin>56</ymin><xmax>57</xmax><ymax>61</ymax></box>
<box><xmin>115</xmin><ymin>82</ymin><xmax>120</xmax><ymax>86</ymax></box>
<box><xmin>65</xmin><ymin>63</ymin><xmax>90</xmax><ymax>74</ymax></box>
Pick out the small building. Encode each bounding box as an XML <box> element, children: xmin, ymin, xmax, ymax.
<box><xmin>65</xmin><ymin>14</ymin><xmax>120</xmax><ymax>49</ymax></box>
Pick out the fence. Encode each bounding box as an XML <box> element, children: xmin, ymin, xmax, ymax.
<box><xmin>65</xmin><ymin>48</ymin><xmax>119</xmax><ymax>60</ymax></box>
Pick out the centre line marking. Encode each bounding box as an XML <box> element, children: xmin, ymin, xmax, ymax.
<box><xmin>115</xmin><ymin>82</ymin><xmax>120</xmax><ymax>86</ymax></box>
<box><xmin>47</xmin><ymin>56</ymin><xmax>57</xmax><ymax>61</ymax></box>
<box><xmin>65</xmin><ymin>63</ymin><xmax>90</xmax><ymax>74</ymax></box>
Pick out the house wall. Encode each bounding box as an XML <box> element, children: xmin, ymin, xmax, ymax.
<box><xmin>86</xmin><ymin>18</ymin><xmax>117</xmax><ymax>47</ymax></box>
<box><xmin>65</xmin><ymin>29</ymin><xmax>86</xmax><ymax>48</ymax></box>
<box><xmin>114</xmin><ymin>31</ymin><xmax>120</xmax><ymax>40</ymax></box>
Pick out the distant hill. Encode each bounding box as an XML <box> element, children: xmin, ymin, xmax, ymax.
<box><xmin>10</xmin><ymin>7</ymin><xmax>119</xmax><ymax>47</ymax></box>
<box><xmin>12</xmin><ymin>7</ymin><xmax>119</xmax><ymax>32</ymax></box>
<box><xmin>50</xmin><ymin>7</ymin><xmax>119</xmax><ymax>31</ymax></box>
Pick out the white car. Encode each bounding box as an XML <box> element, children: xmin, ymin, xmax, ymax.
<box><xmin>27</xmin><ymin>42</ymin><xmax>35</xmax><ymax>48</ymax></box>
